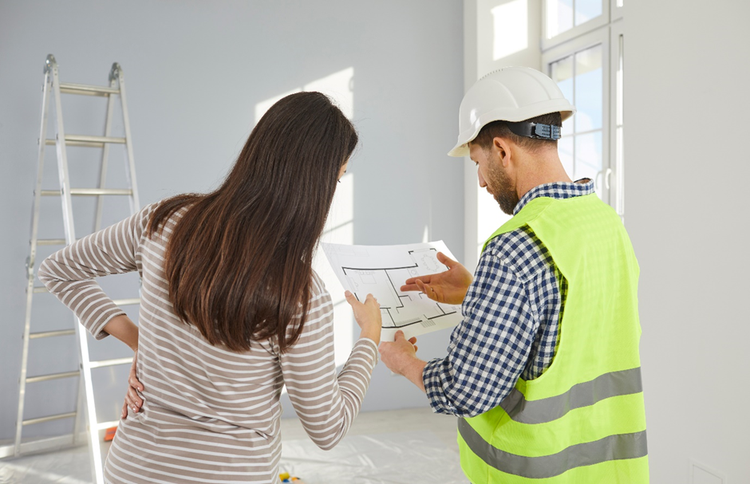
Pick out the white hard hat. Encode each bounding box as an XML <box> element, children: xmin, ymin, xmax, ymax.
<box><xmin>448</xmin><ymin>66</ymin><xmax>576</xmax><ymax>157</ymax></box>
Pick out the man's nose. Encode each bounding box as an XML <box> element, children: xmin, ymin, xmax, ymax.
<box><xmin>477</xmin><ymin>169</ymin><xmax>487</xmax><ymax>188</ymax></box>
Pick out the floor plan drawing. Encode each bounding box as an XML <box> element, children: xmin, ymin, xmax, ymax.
<box><xmin>321</xmin><ymin>241</ymin><xmax>463</xmax><ymax>341</ymax></box>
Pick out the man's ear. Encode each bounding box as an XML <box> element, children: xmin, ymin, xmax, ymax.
<box><xmin>493</xmin><ymin>137</ymin><xmax>513</xmax><ymax>168</ymax></box>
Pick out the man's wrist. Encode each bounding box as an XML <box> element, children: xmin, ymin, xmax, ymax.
<box><xmin>402</xmin><ymin>356</ymin><xmax>427</xmax><ymax>393</ymax></box>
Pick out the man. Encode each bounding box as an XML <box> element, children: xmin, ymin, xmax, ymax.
<box><xmin>379</xmin><ymin>66</ymin><xmax>648</xmax><ymax>483</ymax></box>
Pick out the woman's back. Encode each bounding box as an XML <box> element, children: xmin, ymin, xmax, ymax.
<box><xmin>40</xmin><ymin>203</ymin><xmax>378</xmax><ymax>483</ymax></box>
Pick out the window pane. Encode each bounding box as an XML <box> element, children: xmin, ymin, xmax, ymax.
<box><xmin>574</xmin><ymin>131</ymin><xmax>602</xmax><ymax>182</ymax></box>
<box><xmin>550</xmin><ymin>55</ymin><xmax>574</xmax><ymax>135</ymax></box>
<box><xmin>559</xmin><ymin>136</ymin><xmax>574</xmax><ymax>178</ymax></box>
<box><xmin>546</xmin><ymin>0</ymin><xmax>573</xmax><ymax>38</ymax></box>
<box><xmin>574</xmin><ymin>44</ymin><xmax>602</xmax><ymax>132</ymax></box>
<box><xmin>575</xmin><ymin>0</ymin><xmax>602</xmax><ymax>26</ymax></box>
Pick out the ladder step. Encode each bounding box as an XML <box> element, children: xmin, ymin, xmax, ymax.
<box><xmin>29</xmin><ymin>329</ymin><xmax>76</xmax><ymax>339</ymax></box>
<box><xmin>113</xmin><ymin>298</ymin><xmax>140</xmax><ymax>306</ymax></box>
<box><xmin>59</xmin><ymin>82</ymin><xmax>119</xmax><ymax>97</ymax></box>
<box><xmin>89</xmin><ymin>357</ymin><xmax>132</xmax><ymax>369</ymax></box>
<box><xmin>23</xmin><ymin>412</ymin><xmax>77</xmax><ymax>426</ymax></box>
<box><xmin>41</xmin><ymin>188</ymin><xmax>133</xmax><ymax>196</ymax></box>
<box><xmin>33</xmin><ymin>286</ymin><xmax>48</xmax><ymax>293</ymax></box>
<box><xmin>96</xmin><ymin>420</ymin><xmax>120</xmax><ymax>431</ymax></box>
<box><xmin>37</xmin><ymin>238</ymin><xmax>67</xmax><ymax>246</ymax></box>
<box><xmin>26</xmin><ymin>370</ymin><xmax>80</xmax><ymax>384</ymax></box>
<box><xmin>45</xmin><ymin>134</ymin><xmax>126</xmax><ymax>148</ymax></box>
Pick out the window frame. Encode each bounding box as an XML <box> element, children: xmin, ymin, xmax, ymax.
<box><xmin>542</xmin><ymin>0</ymin><xmax>611</xmax><ymax>51</ymax></box>
<box><xmin>610</xmin><ymin>18</ymin><xmax>625</xmax><ymax>219</ymax></box>
<box><xmin>542</xmin><ymin>27</ymin><xmax>612</xmax><ymax>205</ymax></box>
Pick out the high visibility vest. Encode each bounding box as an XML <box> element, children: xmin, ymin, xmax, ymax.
<box><xmin>458</xmin><ymin>193</ymin><xmax>649</xmax><ymax>483</ymax></box>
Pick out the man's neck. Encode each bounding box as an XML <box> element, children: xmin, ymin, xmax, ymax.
<box><xmin>515</xmin><ymin>149</ymin><xmax>572</xmax><ymax>200</ymax></box>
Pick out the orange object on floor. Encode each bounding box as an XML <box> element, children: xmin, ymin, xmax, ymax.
<box><xmin>104</xmin><ymin>426</ymin><xmax>117</xmax><ymax>442</ymax></box>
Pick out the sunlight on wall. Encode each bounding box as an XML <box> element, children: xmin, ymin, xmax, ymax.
<box><xmin>492</xmin><ymin>0</ymin><xmax>528</xmax><ymax>60</ymax></box>
<box><xmin>316</xmin><ymin>172</ymin><xmax>354</xmax><ymax>368</ymax></box>
<box><xmin>254</xmin><ymin>68</ymin><xmax>354</xmax><ymax>123</ymax></box>
<box><xmin>476</xmin><ymin>185</ymin><xmax>509</xmax><ymax>259</ymax></box>
<box><xmin>255</xmin><ymin>68</ymin><xmax>356</xmax><ymax>368</ymax></box>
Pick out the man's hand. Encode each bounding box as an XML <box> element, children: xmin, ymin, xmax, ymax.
<box><xmin>379</xmin><ymin>331</ymin><xmax>426</xmax><ymax>392</ymax></box>
<box><xmin>121</xmin><ymin>350</ymin><xmax>144</xmax><ymax>419</ymax></box>
<box><xmin>400</xmin><ymin>252</ymin><xmax>472</xmax><ymax>305</ymax></box>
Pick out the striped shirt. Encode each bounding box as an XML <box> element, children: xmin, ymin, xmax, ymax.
<box><xmin>422</xmin><ymin>180</ymin><xmax>594</xmax><ymax>417</ymax></box>
<box><xmin>38</xmin><ymin>202</ymin><xmax>378</xmax><ymax>484</ymax></box>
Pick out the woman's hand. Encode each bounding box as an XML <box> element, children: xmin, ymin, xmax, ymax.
<box><xmin>345</xmin><ymin>291</ymin><xmax>382</xmax><ymax>346</ymax></box>
<box><xmin>400</xmin><ymin>252</ymin><xmax>472</xmax><ymax>305</ymax></box>
<box><xmin>121</xmin><ymin>350</ymin><xmax>144</xmax><ymax>419</ymax></box>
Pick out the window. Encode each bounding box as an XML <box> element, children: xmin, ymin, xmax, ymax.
<box><xmin>550</xmin><ymin>43</ymin><xmax>604</xmax><ymax>186</ymax></box>
<box><xmin>542</xmin><ymin>7</ymin><xmax>625</xmax><ymax>218</ymax></box>
<box><xmin>542</xmin><ymin>0</ymin><xmax>609</xmax><ymax>50</ymax></box>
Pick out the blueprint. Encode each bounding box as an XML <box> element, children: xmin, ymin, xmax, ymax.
<box><xmin>321</xmin><ymin>241</ymin><xmax>462</xmax><ymax>341</ymax></box>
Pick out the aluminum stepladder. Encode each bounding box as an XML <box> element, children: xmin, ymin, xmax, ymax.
<box><xmin>8</xmin><ymin>54</ymin><xmax>141</xmax><ymax>484</ymax></box>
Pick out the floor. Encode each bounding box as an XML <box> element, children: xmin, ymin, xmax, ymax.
<box><xmin>0</xmin><ymin>407</ymin><xmax>468</xmax><ymax>484</ymax></box>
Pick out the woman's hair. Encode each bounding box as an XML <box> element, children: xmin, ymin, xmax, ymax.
<box><xmin>146</xmin><ymin>91</ymin><xmax>358</xmax><ymax>353</ymax></box>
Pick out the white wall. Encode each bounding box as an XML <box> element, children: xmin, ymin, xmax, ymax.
<box><xmin>628</xmin><ymin>1</ymin><xmax>750</xmax><ymax>482</ymax></box>
<box><xmin>0</xmin><ymin>0</ymin><xmax>464</xmax><ymax>444</ymax></box>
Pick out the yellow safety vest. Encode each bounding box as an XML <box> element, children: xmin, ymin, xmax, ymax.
<box><xmin>458</xmin><ymin>194</ymin><xmax>649</xmax><ymax>483</ymax></box>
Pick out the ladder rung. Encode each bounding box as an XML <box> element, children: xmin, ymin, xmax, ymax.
<box><xmin>33</xmin><ymin>286</ymin><xmax>48</xmax><ymax>293</ymax></box>
<box><xmin>113</xmin><ymin>298</ymin><xmax>140</xmax><ymax>306</ymax></box>
<box><xmin>37</xmin><ymin>238</ymin><xmax>67</xmax><ymax>246</ymax></box>
<box><xmin>26</xmin><ymin>370</ymin><xmax>80</xmax><ymax>384</ymax></box>
<box><xmin>89</xmin><ymin>357</ymin><xmax>133</xmax><ymax>369</ymax></box>
<box><xmin>29</xmin><ymin>329</ymin><xmax>76</xmax><ymax>339</ymax></box>
<box><xmin>59</xmin><ymin>82</ymin><xmax>119</xmax><ymax>96</ymax></box>
<box><xmin>41</xmin><ymin>188</ymin><xmax>132</xmax><ymax>196</ymax></box>
<box><xmin>45</xmin><ymin>135</ymin><xmax>126</xmax><ymax>148</ymax></box>
<box><xmin>23</xmin><ymin>412</ymin><xmax>77</xmax><ymax>426</ymax></box>
<box><xmin>96</xmin><ymin>420</ymin><xmax>120</xmax><ymax>431</ymax></box>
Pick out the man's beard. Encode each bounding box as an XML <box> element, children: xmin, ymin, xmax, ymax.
<box><xmin>487</xmin><ymin>161</ymin><xmax>519</xmax><ymax>215</ymax></box>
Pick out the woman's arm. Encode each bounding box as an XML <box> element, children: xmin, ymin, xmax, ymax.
<box><xmin>37</xmin><ymin>204</ymin><xmax>155</xmax><ymax>346</ymax></box>
<box><xmin>279</xmin><ymin>274</ymin><xmax>379</xmax><ymax>451</ymax></box>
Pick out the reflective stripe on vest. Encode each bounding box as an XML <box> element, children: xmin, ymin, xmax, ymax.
<box><xmin>499</xmin><ymin>367</ymin><xmax>643</xmax><ymax>425</ymax></box>
<box><xmin>458</xmin><ymin>419</ymin><xmax>648</xmax><ymax>479</ymax></box>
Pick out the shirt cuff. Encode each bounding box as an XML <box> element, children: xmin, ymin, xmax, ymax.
<box><xmin>422</xmin><ymin>357</ymin><xmax>456</xmax><ymax>415</ymax></box>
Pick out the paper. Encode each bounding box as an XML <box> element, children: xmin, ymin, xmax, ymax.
<box><xmin>321</xmin><ymin>241</ymin><xmax>462</xmax><ymax>341</ymax></box>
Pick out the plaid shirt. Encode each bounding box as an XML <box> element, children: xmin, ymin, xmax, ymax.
<box><xmin>422</xmin><ymin>180</ymin><xmax>595</xmax><ymax>417</ymax></box>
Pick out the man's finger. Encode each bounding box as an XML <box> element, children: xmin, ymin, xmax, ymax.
<box><xmin>408</xmin><ymin>337</ymin><xmax>417</xmax><ymax>345</ymax></box>
<box><xmin>437</xmin><ymin>251</ymin><xmax>458</xmax><ymax>268</ymax></box>
<box><xmin>404</xmin><ymin>275</ymin><xmax>433</xmax><ymax>286</ymax></box>
<box><xmin>400</xmin><ymin>283</ymin><xmax>421</xmax><ymax>292</ymax></box>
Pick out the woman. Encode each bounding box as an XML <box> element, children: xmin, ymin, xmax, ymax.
<box><xmin>38</xmin><ymin>91</ymin><xmax>382</xmax><ymax>483</ymax></box>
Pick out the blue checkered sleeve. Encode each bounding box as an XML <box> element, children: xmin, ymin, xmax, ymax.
<box><xmin>422</xmin><ymin>227</ymin><xmax>563</xmax><ymax>417</ymax></box>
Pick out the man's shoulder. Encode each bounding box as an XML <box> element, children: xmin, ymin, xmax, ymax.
<box><xmin>481</xmin><ymin>227</ymin><xmax>554</xmax><ymax>283</ymax></box>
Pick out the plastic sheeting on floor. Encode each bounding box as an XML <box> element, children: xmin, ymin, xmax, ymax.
<box><xmin>279</xmin><ymin>431</ymin><xmax>467</xmax><ymax>484</ymax></box>
<box><xmin>0</xmin><ymin>444</ymin><xmax>93</xmax><ymax>484</ymax></box>
<box><xmin>0</xmin><ymin>431</ymin><xmax>467</xmax><ymax>484</ymax></box>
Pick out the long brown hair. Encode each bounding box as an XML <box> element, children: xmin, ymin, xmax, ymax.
<box><xmin>147</xmin><ymin>92</ymin><xmax>358</xmax><ymax>352</ymax></box>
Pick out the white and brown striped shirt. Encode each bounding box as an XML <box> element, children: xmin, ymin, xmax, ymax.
<box><xmin>38</xmin><ymin>202</ymin><xmax>378</xmax><ymax>484</ymax></box>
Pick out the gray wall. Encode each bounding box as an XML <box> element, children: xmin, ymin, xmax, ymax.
<box><xmin>0</xmin><ymin>0</ymin><xmax>464</xmax><ymax>443</ymax></box>
<box><xmin>628</xmin><ymin>1</ymin><xmax>750</xmax><ymax>482</ymax></box>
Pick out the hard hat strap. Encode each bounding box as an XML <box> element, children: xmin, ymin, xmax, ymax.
<box><xmin>507</xmin><ymin>121</ymin><xmax>561</xmax><ymax>140</ymax></box>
